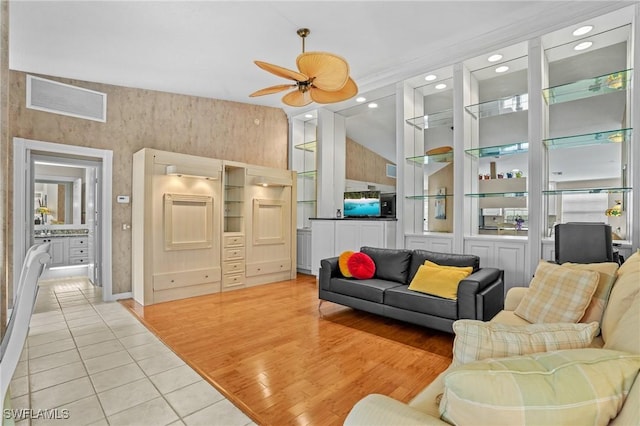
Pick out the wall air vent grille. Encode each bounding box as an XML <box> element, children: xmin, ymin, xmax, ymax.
<box><xmin>26</xmin><ymin>75</ymin><xmax>107</xmax><ymax>122</ymax></box>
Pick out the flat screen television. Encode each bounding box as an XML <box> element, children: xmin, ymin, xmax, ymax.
<box><xmin>343</xmin><ymin>191</ymin><xmax>381</xmax><ymax>217</ymax></box>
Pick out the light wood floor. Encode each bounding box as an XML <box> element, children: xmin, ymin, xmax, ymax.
<box><xmin>121</xmin><ymin>274</ymin><xmax>454</xmax><ymax>426</ymax></box>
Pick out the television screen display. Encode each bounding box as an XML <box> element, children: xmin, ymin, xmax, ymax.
<box><xmin>343</xmin><ymin>191</ymin><xmax>381</xmax><ymax>217</ymax></box>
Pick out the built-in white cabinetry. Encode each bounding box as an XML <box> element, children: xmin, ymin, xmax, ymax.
<box><xmin>35</xmin><ymin>235</ymin><xmax>90</xmax><ymax>267</ymax></box>
<box><xmin>464</xmin><ymin>237</ymin><xmax>528</xmax><ymax>294</ymax></box>
<box><xmin>132</xmin><ymin>148</ymin><xmax>297</xmax><ymax>305</ymax></box>
<box><xmin>296</xmin><ymin>228</ymin><xmax>312</xmax><ymax>274</ymax></box>
<box><xmin>405</xmin><ymin>234</ymin><xmax>453</xmax><ymax>253</ymax></box>
<box><xmin>310</xmin><ymin>219</ymin><xmax>396</xmax><ymax>276</ymax></box>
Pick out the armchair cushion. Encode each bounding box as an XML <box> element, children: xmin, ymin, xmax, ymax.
<box><xmin>451</xmin><ymin>319</ymin><xmax>599</xmax><ymax>366</ymax></box>
<box><xmin>515</xmin><ymin>261</ymin><xmax>598</xmax><ymax>324</ymax></box>
<box><xmin>440</xmin><ymin>348</ymin><xmax>640</xmax><ymax>426</ymax></box>
<box><xmin>562</xmin><ymin>262</ymin><xmax>618</xmax><ymax>327</ymax></box>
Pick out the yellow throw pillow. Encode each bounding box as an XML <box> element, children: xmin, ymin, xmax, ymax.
<box><xmin>514</xmin><ymin>261</ymin><xmax>599</xmax><ymax>323</ymax></box>
<box><xmin>440</xmin><ymin>349</ymin><xmax>640</xmax><ymax>426</ymax></box>
<box><xmin>451</xmin><ymin>319</ymin><xmax>599</xmax><ymax>366</ymax></box>
<box><xmin>338</xmin><ymin>251</ymin><xmax>354</xmax><ymax>277</ymax></box>
<box><xmin>562</xmin><ymin>262</ymin><xmax>618</xmax><ymax>327</ymax></box>
<box><xmin>407</xmin><ymin>261</ymin><xmax>473</xmax><ymax>300</ymax></box>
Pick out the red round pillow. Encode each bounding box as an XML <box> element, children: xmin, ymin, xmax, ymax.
<box><xmin>347</xmin><ymin>252</ymin><xmax>376</xmax><ymax>279</ymax></box>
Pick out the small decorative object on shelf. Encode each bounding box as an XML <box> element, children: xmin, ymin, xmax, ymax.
<box><xmin>605</xmin><ymin>200</ymin><xmax>623</xmax><ymax>217</ymax></box>
<box><xmin>336</xmin><ymin>209</ymin><xmax>342</xmax><ymax>218</ymax></box>
<box><xmin>515</xmin><ymin>215</ymin><xmax>524</xmax><ymax>230</ymax></box>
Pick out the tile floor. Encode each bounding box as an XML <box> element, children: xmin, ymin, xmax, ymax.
<box><xmin>8</xmin><ymin>277</ymin><xmax>256</xmax><ymax>426</ymax></box>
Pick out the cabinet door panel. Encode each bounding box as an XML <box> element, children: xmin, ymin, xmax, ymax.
<box><xmin>335</xmin><ymin>222</ymin><xmax>361</xmax><ymax>253</ymax></box>
<box><xmin>495</xmin><ymin>242</ymin><xmax>527</xmax><ymax>291</ymax></box>
<box><xmin>358</xmin><ymin>223</ymin><xmax>385</xmax><ymax>249</ymax></box>
<box><xmin>464</xmin><ymin>241</ymin><xmax>494</xmax><ymax>268</ymax></box>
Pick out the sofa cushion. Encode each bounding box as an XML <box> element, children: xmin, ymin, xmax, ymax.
<box><xmin>562</xmin><ymin>262</ymin><xmax>618</xmax><ymax>327</ymax></box>
<box><xmin>329</xmin><ymin>277</ymin><xmax>402</xmax><ymax>303</ymax></box>
<box><xmin>408</xmin><ymin>250</ymin><xmax>479</xmax><ymax>283</ymax></box>
<box><xmin>361</xmin><ymin>247</ymin><xmax>412</xmax><ymax>284</ymax></box>
<box><xmin>440</xmin><ymin>348</ymin><xmax>640</xmax><ymax>426</ymax></box>
<box><xmin>338</xmin><ymin>251</ymin><xmax>355</xmax><ymax>277</ymax></box>
<box><xmin>407</xmin><ymin>261</ymin><xmax>473</xmax><ymax>300</ymax></box>
<box><xmin>515</xmin><ymin>261</ymin><xmax>598</xmax><ymax>324</ymax></box>
<box><xmin>451</xmin><ymin>319</ymin><xmax>599</xmax><ymax>366</ymax></box>
<box><xmin>347</xmin><ymin>252</ymin><xmax>376</xmax><ymax>279</ymax></box>
<box><xmin>384</xmin><ymin>286</ymin><xmax>457</xmax><ymax>320</ymax></box>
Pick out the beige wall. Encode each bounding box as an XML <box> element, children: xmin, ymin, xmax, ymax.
<box><xmin>1</xmin><ymin>1</ymin><xmax>8</xmax><ymax>334</ymax></box>
<box><xmin>345</xmin><ymin>137</ymin><xmax>396</xmax><ymax>187</ymax></box>
<box><xmin>9</xmin><ymin>71</ymin><xmax>289</xmax><ymax>294</ymax></box>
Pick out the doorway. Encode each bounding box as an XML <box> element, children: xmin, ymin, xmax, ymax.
<box><xmin>13</xmin><ymin>138</ymin><xmax>113</xmax><ymax>303</ymax></box>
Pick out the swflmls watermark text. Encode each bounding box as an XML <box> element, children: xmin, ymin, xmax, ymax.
<box><xmin>3</xmin><ymin>408</ymin><xmax>70</xmax><ymax>420</ymax></box>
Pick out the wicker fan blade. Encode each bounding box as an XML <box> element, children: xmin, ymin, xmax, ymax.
<box><xmin>310</xmin><ymin>77</ymin><xmax>358</xmax><ymax>104</ymax></box>
<box><xmin>282</xmin><ymin>89</ymin><xmax>313</xmax><ymax>107</ymax></box>
<box><xmin>254</xmin><ymin>61</ymin><xmax>308</xmax><ymax>82</ymax></box>
<box><xmin>297</xmin><ymin>52</ymin><xmax>349</xmax><ymax>91</ymax></box>
<box><xmin>250</xmin><ymin>84</ymin><xmax>296</xmax><ymax>97</ymax></box>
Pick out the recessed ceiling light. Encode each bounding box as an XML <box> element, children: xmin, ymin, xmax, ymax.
<box><xmin>495</xmin><ymin>66</ymin><xmax>509</xmax><ymax>73</ymax></box>
<box><xmin>304</xmin><ymin>114</ymin><xmax>313</xmax><ymax>118</ymax></box>
<box><xmin>356</xmin><ymin>96</ymin><xmax>366</xmax><ymax>103</ymax></box>
<box><xmin>368</xmin><ymin>102</ymin><xmax>378</xmax><ymax>108</ymax></box>
<box><xmin>435</xmin><ymin>83</ymin><xmax>447</xmax><ymax>90</ymax></box>
<box><xmin>425</xmin><ymin>74</ymin><xmax>437</xmax><ymax>81</ymax></box>
<box><xmin>488</xmin><ymin>54</ymin><xmax>503</xmax><ymax>62</ymax></box>
<box><xmin>573</xmin><ymin>25</ymin><xmax>593</xmax><ymax>36</ymax></box>
<box><xmin>574</xmin><ymin>41</ymin><xmax>593</xmax><ymax>51</ymax></box>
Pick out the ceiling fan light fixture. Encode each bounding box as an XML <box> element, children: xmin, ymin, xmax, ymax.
<box><xmin>250</xmin><ymin>28</ymin><xmax>358</xmax><ymax>107</ymax></box>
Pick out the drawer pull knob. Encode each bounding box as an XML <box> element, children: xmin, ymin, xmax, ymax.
<box><xmin>205</xmin><ymin>275</ymin><xmax>209</xmax><ymax>278</ymax></box>
<box><xmin>171</xmin><ymin>279</ymin><xmax>175</xmax><ymax>283</ymax></box>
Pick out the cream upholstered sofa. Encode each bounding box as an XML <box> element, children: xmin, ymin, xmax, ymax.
<box><xmin>344</xmin><ymin>250</ymin><xmax>640</xmax><ymax>425</ymax></box>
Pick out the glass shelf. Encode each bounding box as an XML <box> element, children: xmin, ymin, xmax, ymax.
<box><xmin>297</xmin><ymin>170</ymin><xmax>317</xmax><ymax>178</ymax></box>
<box><xmin>543</xmin><ymin>128</ymin><xmax>632</xmax><ymax>149</ymax></box>
<box><xmin>406</xmin><ymin>151</ymin><xmax>453</xmax><ymax>164</ymax></box>
<box><xmin>465</xmin><ymin>142</ymin><xmax>528</xmax><ymax>158</ymax></box>
<box><xmin>465</xmin><ymin>192</ymin><xmax>527</xmax><ymax>198</ymax></box>
<box><xmin>294</xmin><ymin>141</ymin><xmax>317</xmax><ymax>152</ymax></box>
<box><xmin>297</xmin><ymin>200</ymin><xmax>317</xmax><ymax>204</ymax></box>
<box><xmin>465</xmin><ymin>94</ymin><xmax>528</xmax><ymax>119</ymax></box>
<box><xmin>224</xmin><ymin>200</ymin><xmax>243</xmax><ymax>203</ymax></box>
<box><xmin>225</xmin><ymin>184</ymin><xmax>243</xmax><ymax>189</ymax></box>
<box><xmin>543</xmin><ymin>69</ymin><xmax>632</xmax><ymax>105</ymax></box>
<box><xmin>543</xmin><ymin>187</ymin><xmax>632</xmax><ymax>195</ymax></box>
<box><xmin>406</xmin><ymin>194</ymin><xmax>455</xmax><ymax>200</ymax></box>
<box><xmin>406</xmin><ymin>109</ymin><xmax>453</xmax><ymax>130</ymax></box>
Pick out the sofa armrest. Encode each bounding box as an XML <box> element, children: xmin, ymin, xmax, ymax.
<box><xmin>344</xmin><ymin>394</ymin><xmax>449</xmax><ymax>426</ymax></box>
<box><xmin>504</xmin><ymin>286</ymin><xmax>528</xmax><ymax>311</ymax></box>
<box><xmin>319</xmin><ymin>257</ymin><xmax>340</xmax><ymax>291</ymax></box>
<box><xmin>457</xmin><ymin>268</ymin><xmax>504</xmax><ymax>321</ymax></box>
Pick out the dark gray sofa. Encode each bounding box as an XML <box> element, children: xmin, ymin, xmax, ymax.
<box><xmin>319</xmin><ymin>247</ymin><xmax>504</xmax><ymax>333</ymax></box>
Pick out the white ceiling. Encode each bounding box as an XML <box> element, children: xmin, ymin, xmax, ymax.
<box><xmin>9</xmin><ymin>1</ymin><xmax>635</xmax><ymax>177</ymax></box>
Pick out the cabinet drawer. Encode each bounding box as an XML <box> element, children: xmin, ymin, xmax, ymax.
<box><xmin>222</xmin><ymin>274</ymin><xmax>244</xmax><ymax>288</ymax></box>
<box><xmin>70</xmin><ymin>247</ymin><xmax>88</xmax><ymax>257</ymax></box>
<box><xmin>223</xmin><ymin>247</ymin><xmax>245</xmax><ymax>261</ymax></box>
<box><xmin>69</xmin><ymin>238</ymin><xmax>88</xmax><ymax>248</ymax></box>
<box><xmin>223</xmin><ymin>261</ymin><xmax>244</xmax><ymax>275</ymax></box>
<box><xmin>223</xmin><ymin>235</ymin><xmax>245</xmax><ymax>247</ymax></box>
<box><xmin>153</xmin><ymin>267</ymin><xmax>221</xmax><ymax>291</ymax></box>
<box><xmin>246</xmin><ymin>258</ymin><xmax>291</xmax><ymax>277</ymax></box>
<box><xmin>69</xmin><ymin>257</ymin><xmax>89</xmax><ymax>264</ymax></box>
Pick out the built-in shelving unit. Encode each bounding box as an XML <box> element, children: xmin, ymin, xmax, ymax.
<box><xmin>464</xmin><ymin>93</ymin><xmax>529</xmax><ymax>119</ymax></box>
<box><xmin>224</xmin><ymin>166</ymin><xmax>245</xmax><ymax>233</ymax></box>
<box><xmin>406</xmin><ymin>108</ymin><xmax>453</xmax><ymax>130</ymax></box>
<box><xmin>543</xmin><ymin>69</ymin><xmax>632</xmax><ymax>105</ymax></box>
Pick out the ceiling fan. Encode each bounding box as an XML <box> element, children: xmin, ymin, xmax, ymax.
<box><xmin>250</xmin><ymin>28</ymin><xmax>358</xmax><ymax>107</ymax></box>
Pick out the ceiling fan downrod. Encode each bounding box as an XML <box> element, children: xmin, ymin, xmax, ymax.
<box><xmin>297</xmin><ymin>28</ymin><xmax>310</xmax><ymax>53</ymax></box>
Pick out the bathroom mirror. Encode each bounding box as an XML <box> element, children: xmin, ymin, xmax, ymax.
<box><xmin>34</xmin><ymin>163</ymin><xmax>86</xmax><ymax>225</ymax></box>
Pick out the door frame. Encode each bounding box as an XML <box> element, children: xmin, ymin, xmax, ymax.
<box><xmin>13</xmin><ymin>138</ymin><xmax>114</xmax><ymax>301</ymax></box>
